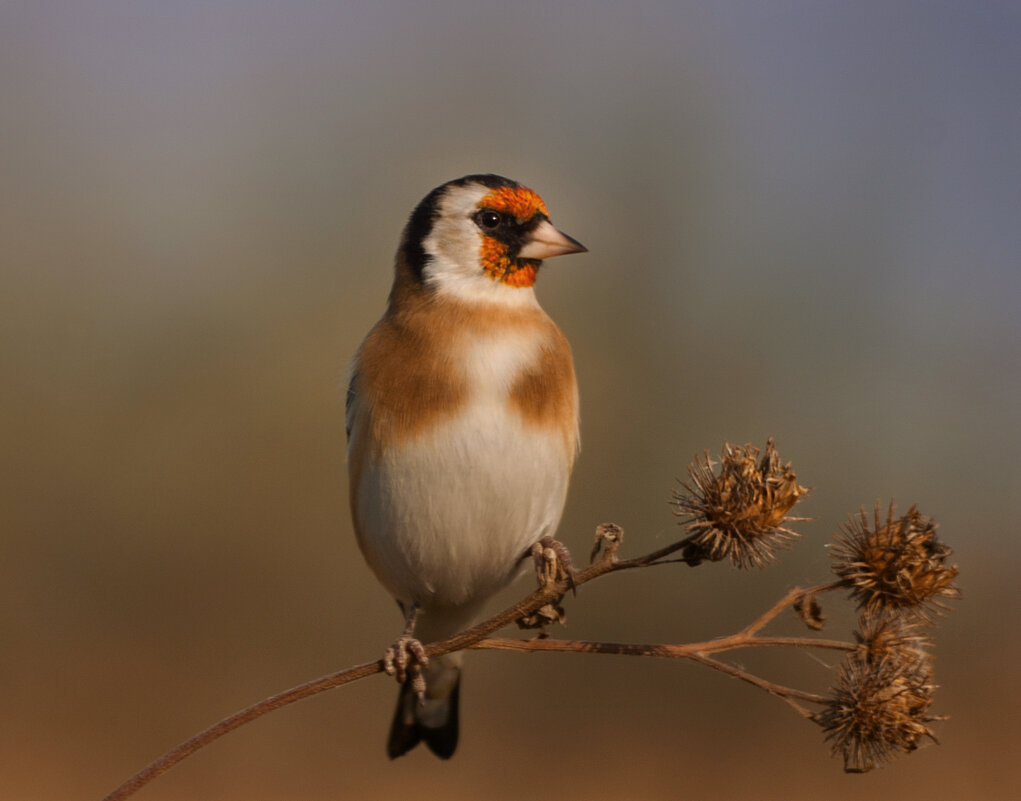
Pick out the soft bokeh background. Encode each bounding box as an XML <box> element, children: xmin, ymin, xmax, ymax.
<box><xmin>3</xmin><ymin>2</ymin><xmax>1019</xmax><ymax>799</ymax></box>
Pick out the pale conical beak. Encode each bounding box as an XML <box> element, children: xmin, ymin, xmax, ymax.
<box><xmin>517</xmin><ymin>218</ymin><xmax>588</xmax><ymax>260</ymax></box>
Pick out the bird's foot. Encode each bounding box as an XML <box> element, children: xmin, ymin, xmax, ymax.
<box><xmin>518</xmin><ymin>536</ymin><xmax>575</xmax><ymax>630</ymax></box>
<box><xmin>383</xmin><ymin>635</ymin><xmax>429</xmax><ymax>701</ymax></box>
<box><xmin>532</xmin><ymin>535</ymin><xmax>576</xmax><ymax>593</ymax></box>
<box><xmin>383</xmin><ymin>603</ymin><xmax>428</xmax><ymax>701</ymax></box>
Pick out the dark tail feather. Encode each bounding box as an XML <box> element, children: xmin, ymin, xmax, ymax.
<box><xmin>386</xmin><ymin>682</ymin><xmax>422</xmax><ymax>758</ymax></box>
<box><xmin>387</xmin><ymin>673</ymin><xmax>460</xmax><ymax>759</ymax></box>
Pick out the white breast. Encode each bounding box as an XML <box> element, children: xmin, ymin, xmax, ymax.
<box><xmin>353</xmin><ymin>333</ymin><xmax>573</xmax><ymax>610</ymax></box>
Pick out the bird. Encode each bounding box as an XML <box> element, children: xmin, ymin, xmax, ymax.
<box><xmin>345</xmin><ymin>174</ymin><xmax>586</xmax><ymax>759</ymax></box>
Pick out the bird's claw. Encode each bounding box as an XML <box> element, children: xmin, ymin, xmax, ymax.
<box><xmin>532</xmin><ymin>536</ymin><xmax>576</xmax><ymax>594</ymax></box>
<box><xmin>383</xmin><ymin>635</ymin><xmax>429</xmax><ymax>701</ymax></box>
<box><xmin>518</xmin><ymin>536</ymin><xmax>574</xmax><ymax>630</ymax></box>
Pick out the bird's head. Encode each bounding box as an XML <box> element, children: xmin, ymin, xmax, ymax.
<box><xmin>397</xmin><ymin>174</ymin><xmax>586</xmax><ymax>305</ymax></box>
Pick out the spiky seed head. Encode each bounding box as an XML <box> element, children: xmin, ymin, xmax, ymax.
<box><xmin>671</xmin><ymin>439</ymin><xmax>809</xmax><ymax>569</ymax></box>
<box><xmin>854</xmin><ymin>610</ymin><xmax>933</xmax><ymax>666</ymax></box>
<box><xmin>818</xmin><ymin>646</ymin><xmax>940</xmax><ymax>773</ymax></box>
<box><xmin>831</xmin><ymin>502</ymin><xmax>959</xmax><ymax>621</ymax></box>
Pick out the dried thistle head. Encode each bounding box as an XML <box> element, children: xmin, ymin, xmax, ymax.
<box><xmin>818</xmin><ymin>646</ymin><xmax>940</xmax><ymax>773</ymax></box>
<box><xmin>671</xmin><ymin>439</ymin><xmax>809</xmax><ymax>568</ymax></box>
<box><xmin>854</xmin><ymin>610</ymin><xmax>932</xmax><ymax>666</ymax></box>
<box><xmin>831</xmin><ymin>502</ymin><xmax>959</xmax><ymax>621</ymax></box>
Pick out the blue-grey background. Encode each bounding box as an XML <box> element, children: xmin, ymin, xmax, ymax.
<box><xmin>2</xmin><ymin>2</ymin><xmax>1018</xmax><ymax>799</ymax></box>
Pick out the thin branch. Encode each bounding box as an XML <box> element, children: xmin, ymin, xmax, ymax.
<box><xmin>102</xmin><ymin>536</ymin><xmax>844</xmax><ymax>801</ymax></box>
<box><xmin>468</xmin><ymin>632</ymin><xmax>846</xmax><ymax>719</ymax></box>
<box><xmin>103</xmin><ymin>560</ymin><xmax>583</xmax><ymax>800</ymax></box>
<box><xmin>702</xmin><ymin>635</ymin><xmax>853</xmax><ymax>653</ymax></box>
<box><xmin>469</xmin><ymin>635</ymin><xmax>854</xmax><ymax>657</ymax></box>
<box><xmin>612</xmin><ymin>534</ymin><xmax>697</xmax><ymax>569</ymax></box>
<box><xmin>682</xmin><ymin>651</ymin><xmax>826</xmax><ymax>717</ymax></box>
<box><xmin>103</xmin><ymin>661</ymin><xmax>383</xmax><ymax>801</ymax></box>
<box><xmin>740</xmin><ymin>581</ymin><xmax>840</xmax><ymax>637</ymax></box>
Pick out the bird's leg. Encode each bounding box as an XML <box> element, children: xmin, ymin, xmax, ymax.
<box><xmin>383</xmin><ymin>603</ymin><xmax>429</xmax><ymax>702</ymax></box>
<box><xmin>517</xmin><ymin>536</ymin><xmax>575</xmax><ymax>631</ymax></box>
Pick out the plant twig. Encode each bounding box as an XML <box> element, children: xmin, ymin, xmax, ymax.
<box><xmin>682</xmin><ymin>651</ymin><xmax>825</xmax><ymax>718</ymax></box>
<box><xmin>469</xmin><ymin>634</ymin><xmax>854</xmax><ymax>657</ymax></box>
<box><xmin>103</xmin><ymin>661</ymin><xmax>383</xmax><ymax>801</ymax></box>
<box><xmin>739</xmin><ymin>582</ymin><xmax>839</xmax><ymax>637</ymax></box>
<box><xmin>102</xmin><ymin>546</ymin><xmax>845</xmax><ymax>801</ymax></box>
<box><xmin>102</xmin><ymin>437</ymin><xmax>961</xmax><ymax>793</ymax></box>
<box><xmin>102</xmin><ymin>562</ymin><xmax>580</xmax><ymax>799</ymax></box>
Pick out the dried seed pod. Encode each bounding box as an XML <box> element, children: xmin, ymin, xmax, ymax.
<box><xmin>793</xmin><ymin>591</ymin><xmax>826</xmax><ymax>631</ymax></box>
<box><xmin>831</xmin><ymin>502</ymin><xmax>959</xmax><ymax>620</ymax></box>
<box><xmin>854</xmin><ymin>610</ymin><xmax>933</xmax><ymax>665</ymax></box>
<box><xmin>818</xmin><ymin>645</ymin><xmax>940</xmax><ymax>773</ymax></box>
<box><xmin>671</xmin><ymin>439</ymin><xmax>809</xmax><ymax>568</ymax></box>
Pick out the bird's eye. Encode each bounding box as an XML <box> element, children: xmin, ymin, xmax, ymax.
<box><xmin>476</xmin><ymin>210</ymin><xmax>503</xmax><ymax>230</ymax></box>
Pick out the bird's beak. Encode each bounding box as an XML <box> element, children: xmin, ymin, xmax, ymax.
<box><xmin>517</xmin><ymin>218</ymin><xmax>588</xmax><ymax>260</ymax></box>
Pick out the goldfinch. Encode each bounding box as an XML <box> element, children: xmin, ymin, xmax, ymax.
<box><xmin>346</xmin><ymin>174</ymin><xmax>586</xmax><ymax>759</ymax></box>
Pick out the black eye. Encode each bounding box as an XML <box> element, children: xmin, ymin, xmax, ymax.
<box><xmin>476</xmin><ymin>210</ymin><xmax>503</xmax><ymax>230</ymax></box>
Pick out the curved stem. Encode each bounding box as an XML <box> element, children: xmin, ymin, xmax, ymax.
<box><xmin>469</xmin><ymin>635</ymin><xmax>854</xmax><ymax>657</ymax></box>
<box><xmin>104</xmin><ymin>576</ymin><xmax>580</xmax><ymax>800</ymax></box>
<box><xmin>102</xmin><ymin>661</ymin><xmax>382</xmax><ymax>801</ymax></box>
<box><xmin>740</xmin><ymin>582</ymin><xmax>839</xmax><ymax>637</ymax></box>
<box><xmin>682</xmin><ymin>652</ymin><xmax>826</xmax><ymax>717</ymax></box>
<box><xmin>102</xmin><ymin>535</ymin><xmax>842</xmax><ymax>800</ymax></box>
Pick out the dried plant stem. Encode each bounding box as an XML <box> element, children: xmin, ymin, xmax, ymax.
<box><xmin>471</xmin><ymin>634</ymin><xmax>853</xmax><ymax>658</ymax></box>
<box><xmin>683</xmin><ymin>652</ymin><xmax>824</xmax><ymax>718</ymax></box>
<box><xmin>613</xmin><ymin>534</ymin><xmax>696</xmax><ymax>568</ymax></box>
<box><xmin>102</xmin><ymin>661</ymin><xmax>383</xmax><ymax>801</ymax></box>
<box><xmin>469</xmin><ymin>635</ymin><xmax>846</xmax><ymax>715</ymax></box>
<box><xmin>739</xmin><ymin>581</ymin><xmax>840</xmax><ymax>636</ymax></box>
<box><xmin>103</xmin><ymin>572</ymin><xmax>582</xmax><ymax>800</ymax></box>
<box><xmin>470</xmin><ymin>590</ymin><xmax>853</xmax><ymax>718</ymax></box>
<box><xmin>103</xmin><ymin>540</ymin><xmax>846</xmax><ymax>801</ymax></box>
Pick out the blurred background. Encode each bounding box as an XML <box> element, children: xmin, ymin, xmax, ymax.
<box><xmin>2</xmin><ymin>2</ymin><xmax>1019</xmax><ymax>799</ymax></box>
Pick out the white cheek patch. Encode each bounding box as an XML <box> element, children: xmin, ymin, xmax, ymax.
<box><xmin>422</xmin><ymin>184</ymin><xmax>540</xmax><ymax>310</ymax></box>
